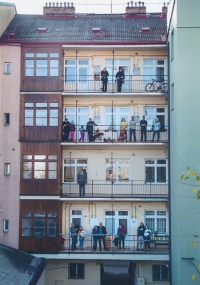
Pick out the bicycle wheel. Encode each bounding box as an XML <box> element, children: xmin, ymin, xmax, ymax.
<box><xmin>145</xmin><ymin>83</ymin><xmax>155</xmax><ymax>92</ymax></box>
<box><xmin>160</xmin><ymin>83</ymin><xmax>168</xmax><ymax>93</ymax></box>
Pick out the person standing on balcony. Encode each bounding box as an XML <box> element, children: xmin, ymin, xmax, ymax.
<box><xmin>97</xmin><ymin>222</ymin><xmax>109</xmax><ymax>251</ymax></box>
<box><xmin>70</xmin><ymin>223</ymin><xmax>77</xmax><ymax>251</ymax></box>
<box><xmin>77</xmin><ymin>169</ymin><xmax>87</xmax><ymax>196</ymax></box>
<box><xmin>79</xmin><ymin>226</ymin><xmax>86</xmax><ymax>250</ymax></box>
<box><xmin>79</xmin><ymin>125</ymin><xmax>85</xmax><ymax>142</ymax></box>
<box><xmin>129</xmin><ymin>116</ymin><xmax>137</xmax><ymax>142</ymax></box>
<box><xmin>92</xmin><ymin>225</ymin><xmax>98</xmax><ymax>250</ymax></box>
<box><xmin>117</xmin><ymin>224</ymin><xmax>126</xmax><ymax>249</ymax></box>
<box><xmin>101</xmin><ymin>67</ymin><xmax>109</xmax><ymax>92</ymax></box>
<box><xmin>62</xmin><ymin>118</ymin><xmax>71</xmax><ymax>142</ymax></box>
<box><xmin>151</xmin><ymin>117</ymin><xmax>161</xmax><ymax>142</ymax></box>
<box><xmin>144</xmin><ymin>225</ymin><xmax>151</xmax><ymax>251</ymax></box>
<box><xmin>137</xmin><ymin>222</ymin><xmax>145</xmax><ymax>250</ymax></box>
<box><xmin>69</xmin><ymin>120</ymin><xmax>76</xmax><ymax>141</ymax></box>
<box><xmin>86</xmin><ymin>118</ymin><xmax>97</xmax><ymax>142</ymax></box>
<box><xmin>140</xmin><ymin>116</ymin><xmax>147</xmax><ymax>142</ymax></box>
<box><xmin>119</xmin><ymin>118</ymin><xmax>128</xmax><ymax>142</ymax></box>
<box><xmin>116</xmin><ymin>67</ymin><xmax>125</xmax><ymax>92</ymax></box>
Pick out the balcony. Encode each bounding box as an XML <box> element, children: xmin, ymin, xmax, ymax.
<box><xmin>61</xmin><ymin>125</ymin><xmax>168</xmax><ymax>144</ymax></box>
<box><xmin>61</xmin><ymin>180</ymin><xmax>168</xmax><ymax>198</ymax></box>
<box><xmin>63</xmin><ymin>76</ymin><xmax>168</xmax><ymax>94</ymax></box>
<box><xmin>60</xmin><ymin>234</ymin><xmax>169</xmax><ymax>255</ymax></box>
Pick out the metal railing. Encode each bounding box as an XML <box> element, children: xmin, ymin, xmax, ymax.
<box><xmin>60</xmin><ymin>234</ymin><xmax>169</xmax><ymax>255</ymax></box>
<box><xmin>61</xmin><ymin>180</ymin><xmax>168</xmax><ymax>198</ymax></box>
<box><xmin>62</xmin><ymin>124</ymin><xmax>168</xmax><ymax>143</ymax></box>
<box><xmin>63</xmin><ymin>75</ymin><xmax>168</xmax><ymax>93</ymax></box>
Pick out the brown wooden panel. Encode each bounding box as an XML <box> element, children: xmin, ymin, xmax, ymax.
<box><xmin>19</xmin><ymin>200</ymin><xmax>62</xmax><ymax>253</ymax></box>
<box><xmin>20</xmin><ymin>142</ymin><xmax>61</xmax><ymax>195</ymax></box>
<box><xmin>21</xmin><ymin>46</ymin><xmax>63</xmax><ymax>91</ymax></box>
<box><xmin>19</xmin><ymin>93</ymin><xmax>62</xmax><ymax>141</ymax></box>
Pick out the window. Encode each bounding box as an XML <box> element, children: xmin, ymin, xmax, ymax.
<box><xmin>106</xmin><ymin>158</ymin><xmax>130</xmax><ymax>182</ymax></box>
<box><xmin>25</xmin><ymin>53</ymin><xmax>59</xmax><ymax>77</ymax></box>
<box><xmin>145</xmin><ymin>210</ymin><xmax>167</xmax><ymax>234</ymax></box>
<box><xmin>64</xmin><ymin>107</ymin><xmax>88</xmax><ymax>127</ymax></box>
<box><xmin>23</xmin><ymin>155</ymin><xmax>57</xmax><ymax>180</ymax></box>
<box><xmin>106</xmin><ymin>59</ymin><xmax>130</xmax><ymax>82</ymax></box>
<box><xmin>144</xmin><ymin>107</ymin><xmax>166</xmax><ymax>131</ymax></box>
<box><xmin>4</xmin><ymin>113</ymin><xmax>10</xmax><ymax>125</ymax></box>
<box><xmin>3</xmin><ymin>220</ymin><xmax>9</xmax><ymax>232</ymax></box>
<box><xmin>68</xmin><ymin>263</ymin><xmax>85</xmax><ymax>279</ymax></box>
<box><xmin>25</xmin><ymin>102</ymin><xmax>58</xmax><ymax>126</ymax></box>
<box><xmin>4</xmin><ymin>163</ymin><xmax>11</xmax><ymax>176</ymax></box>
<box><xmin>22</xmin><ymin>212</ymin><xmax>57</xmax><ymax>237</ymax></box>
<box><xmin>144</xmin><ymin>59</ymin><xmax>166</xmax><ymax>82</ymax></box>
<box><xmin>152</xmin><ymin>264</ymin><xmax>169</xmax><ymax>281</ymax></box>
<box><xmin>63</xmin><ymin>159</ymin><xmax>87</xmax><ymax>182</ymax></box>
<box><xmin>145</xmin><ymin>159</ymin><xmax>167</xmax><ymax>183</ymax></box>
<box><xmin>65</xmin><ymin>59</ymin><xmax>88</xmax><ymax>82</ymax></box>
<box><xmin>106</xmin><ymin>107</ymin><xmax>130</xmax><ymax>130</ymax></box>
<box><xmin>4</xmin><ymin>63</ymin><xmax>11</xmax><ymax>74</ymax></box>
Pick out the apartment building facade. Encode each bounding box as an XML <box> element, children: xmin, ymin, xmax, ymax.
<box><xmin>0</xmin><ymin>2</ymin><xmax>170</xmax><ymax>285</ymax></box>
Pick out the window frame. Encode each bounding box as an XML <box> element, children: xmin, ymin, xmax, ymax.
<box><xmin>23</xmin><ymin>155</ymin><xmax>57</xmax><ymax>180</ymax></box>
<box><xmin>145</xmin><ymin>159</ymin><xmax>167</xmax><ymax>184</ymax></box>
<box><xmin>24</xmin><ymin>102</ymin><xmax>59</xmax><ymax>127</ymax></box>
<box><xmin>4</xmin><ymin>62</ymin><xmax>11</xmax><ymax>74</ymax></box>
<box><xmin>152</xmin><ymin>264</ymin><xmax>169</xmax><ymax>281</ymax></box>
<box><xmin>145</xmin><ymin>210</ymin><xmax>167</xmax><ymax>234</ymax></box>
<box><xmin>25</xmin><ymin>52</ymin><xmax>59</xmax><ymax>77</ymax></box>
<box><xmin>105</xmin><ymin>158</ymin><xmax>130</xmax><ymax>183</ymax></box>
<box><xmin>4</xmin><ymin>113</ymin><xmax>10</xmax><ymax>125</ymax></box>
<box><xmin>4</xmin><ymin>163</ymin><xmax>11</xmax><ymax>176</ymax></box>
<box><xmin>3</xmin><ymin>219</ymin><xmax>9</xmax><ymax>232</ymax></box>
<box><xmin>68</xmin><ymin>263</ymin><xmax>85</xmax><ymax>279</ymax></box>
<box><xmin>63</xmin><ymin>158</ymin><xmax>87</xmax><ymax>183</ymax></box>
<box><xmin>143</xmin><ymin>58</ymin><xmax>167</xmax><ymax>82</ymax></box>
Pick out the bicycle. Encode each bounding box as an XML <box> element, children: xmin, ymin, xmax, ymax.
<box><xmin>145</xmin><ymin>79</ymin><xmax>168</xmax><ymax>93</ymax></box>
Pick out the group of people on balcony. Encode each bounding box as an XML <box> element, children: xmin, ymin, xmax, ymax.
<box><xmin>62</xmin><ymin>116</ymin><xmax>161</xmax><ymax>143</ymax></box>
<box><xmin>137</xmin><ymin>222</ymin><xmax>152</xmax><ymax>251</ymax></box>
<box><xmin>101</xmin><ymin>67</ymin><xmax>125</xmax><ymax>92</ymax></box>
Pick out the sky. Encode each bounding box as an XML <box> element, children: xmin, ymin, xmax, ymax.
<box><xmin>10</xmin><ymin>0</ymin><xmax>167</xmax><ymax>14</ymax></box>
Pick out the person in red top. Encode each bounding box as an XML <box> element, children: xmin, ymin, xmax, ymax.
<box><xmin>117</xmin><ymin>224</ymin><xmax>126</xmax><ymax>249</ymax></box>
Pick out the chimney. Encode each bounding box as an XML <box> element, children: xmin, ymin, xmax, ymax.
<box><xmin>126</xmin><ymin>1</ymin><xmax>146</xmax><ymax>14</ymax></box>
<box><xmin>43</xmin><ymin>2</ymin><xmax>75</xmax><ymax>16</ymax></box>
<box><xmin>162</xmin><ymin>2</ymin><xmax>168</xmax><ymax>14</ymax></box>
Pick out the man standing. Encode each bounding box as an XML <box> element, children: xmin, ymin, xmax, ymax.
<box><xmin>77</xmin><ymin>169</ymin><xmax>87</xmax><ymax>196</ymax></box>
<box><xmin>151</xmin><ymin>117</ymin><xmax>161</xmax><ymax>142</ymax></box>
<box><xmin>62</xmin><ymin>118</ymin><xmax>71</xmax><ymax>142</ymax></box>
<box><xmin>140</xmin><ymin>116</ymin><xmax>147</xmax><ymax>142</ymax></box>
<box><xmin>70</xmin><ymin>223</ymin><xmax>77</xmax><ymax>251</ymax></box>
<box><xmin>97</xmin><ymin>222</ymin><xmax>109</xmax><ymax>251</ymax></box>
<box><xmin>129</xmin><ymin>116</ymin><xmax>137</xmax><ymax>142</ymax></box>
<box><xmin>115</xmin><ymin>67</ymin><xmax>125</xmax><ymax>92</ymax></box>
<box><xmin>86</xmin><ymin>118</ymin><xmax>97</xmax><ymax>142</ymax></box>
<box><xmin>101</xmin><ymin>67</ymin><xmax>109</xmax><ymax>92</ymax></box>
<box><xmin>137</xmin><ymin>222</ymin><xmax>145</xmax><ymax>250</ymax></box>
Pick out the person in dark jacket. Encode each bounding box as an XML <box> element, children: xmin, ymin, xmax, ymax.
<box><xmin>140</xmin><ymin>116</ymin><xmax>147</xmax><ymax>142</ymax></box>
<box><xmin>115</xmin><ymin>67</ymin><xmax>125</xmax><ymax>92</ymax></box>
<box><xmin>92</xmin><ymin>225</ymin><xmax>98</xmax><ymax>250</ymax></box>
<box><xmin>77</xmin><ymin>169</ymin><xmax>87</xmax><ymax>196</ymax></box>
<box><xmin>101</xmin><ymin>67</ymin><xmax>109</xmax><ymax>92</ymax></box>
<box><xmin>97</xmin><ymin>222</ymin><xmax>109</xmax><ymax>251</ymax></box>
<box><xmin>137</xmin><ymin>222</ymin><xmax>145</xmax><ymax>250</ymax></box>
<box><xmin>86</xmin><ymin>118</ymin><xmax>97</xmax><ymax>141</ymax></box>
<box><xmin>62</xmin><ymin>118</ymin><xmax>71</xmax><ymax>142</ymax></box>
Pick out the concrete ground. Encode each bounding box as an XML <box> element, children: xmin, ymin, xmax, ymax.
<box><xmin>101</xmin><ymin>261</ymin><xmax>132</xmax><ymax>285</ymax></box>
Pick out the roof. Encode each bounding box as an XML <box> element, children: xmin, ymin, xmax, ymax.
<box><xmin>0</xmin><ymin>243</ymin><xmax>47</xmax><ymax>285</ymax></box>
<box><xmin>0</xmin><ymin>13</ymin><xmax>167</xmax><ymax>44</ymax></box>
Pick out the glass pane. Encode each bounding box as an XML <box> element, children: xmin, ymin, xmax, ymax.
<box><xmin>145</xmin><ymin>218</ymin><xmax>155</xmax><ymax>232</ymax></box>
<box><xmin>49</xmin><ymin>162</ymin><xmax>57</xmax><ymax>170</ymax></box>
<box><xmin>48</xmin><ymin>219</ymin><xmax>56</xmax><ymax>227</ymax></box>
<box><xmin>50</xmin><ymin>69</ymin><xmax>58</xmax><ymax>76</ymax></box>
<box><xmin>145</xmin><ymin>159</ymin><xmax>154</xmax><ymax>164</ymax></box>
<box><xmin>118</xmin><ymin>159</ymin><xmax>129</xmax><ymax>164</ymax></box>
<box><xmin>64</xmin><ymin>159</ymin><xmax>75</xmax><ymax>164</ymax></box>
<box><xmin>26</xmin><ymin>60</ymin><xmax>34</xmax><ymax>67</ymax></box>
<box><xmin>48</xmin><ymin>155</ymin><xmax>57</xmax><ymax>160</ymax></box>
<box><xmin>65</xmin><ymin>67</ymin><xmax>75</xmax><ymax>81</ymax></box>
<box><xmin>25</xmin><ymin>110</ymin><xmax>33</xmax><ymax>117</ymax></box>
<box><xmin>106</xmin><ymin>166</ymin><xmax>116</xmax><ymax>181</ymax></box>
<box><xmin>157</xmin><ymin>218</ymin><xmax>166</xmax><ymax>233</ymax></box>
<box><xmin>65</xmin><ymin>60</ymin><xmax>75</xmax><ymax>65</ymax></box>
<box><xmin>72</xmin><ymin>210</ymin><xmax>82</xmax><ymax>215</ymax></box>
<box><xmin>79</xmin><ymin>60</ymin><xmax>88</xmax><ymax>65</ymax></box>
<box><xmin>36</xmin><ymin>117</ymin><xmax>47</xmax><ymax>126</ymax></box>
<box><xmin>50</xmin><ymin>103</ymin><xmax>58</xmax><ymax>107</ymax></box>
<box><xmin>157</xmin><ymin>167</ymin><xmax>166</xmax><ymax>182</ymax></box>
<box><xmin>22</xmin><ymin>219</ymin><xmax>31</xmax><ymax>226</ymax></box>
<box><xmin>50</xmin><ymin>60</ymin><xmax>58</xmax><ymax>67</ymax></box>
<box><xmin>36</xmin><ymin>53</ymin><xmax>48</xmax><ymax>57</ymax></box>
<box><xmin>25</xmin><ymin>103</ymin><xmax>34</xmax><ymax>107</ymax></box>
<box><xmin>34</xmin><ymin>155</ymin><xmax>46</xmax><ymax>160</ymax></box>
<box><xmin>144</xmin><ymin>59</ymin><xmax>153</xmax><ymax>65</ymax></box>
<box><xmin>78</xmin><ymin>108</ymin><xmax>88</xmax><ymax>113</ymax></box>
<box><xmin>22</xmin><ymin>228</ymin><xmax>31</xmax><ymax>236</ymax></box>
<box><xmin>105</xmin><ymin>217</ymin><xmax>115</xmax><ymax>235</ymax></box>
<box><xmin>65</xmin><ymin>107</ymin><xmax>75</xmax><ymax>113</ymax></box>
<box><xmin>106</xmin><ymin>59</ymin><xmax>117</xmax><ymax>66</ymax></box>
<box><xmin>146</xmin><ymin>167</ymin><xmax>155</xmax><ymax>182</ymax></box>
<box><xmin>50</xmin><ymin>109</ymin><xmax>58</xmax><ymax>117</ymax></box>
<box><xmin>34</xmin><ymin>212</ymin><xmax>45</xmax><ymax>217</ymax></box>
<box><xmin>36</xmin><ymin>103</ymin><xmax>47</xmax><ymax>107</ymax></box>
<box><xmin>119</xmin><ymin>59</ymin><xmax>129</xmax><ymax>65</ymax></box>
<box><xmin>37</xmin><ymin>68</ymin><xmax>47</xmax><ymax>76</ymax></box>
<box><xmin>50</xmin><ymin>118</ymin><xmax>58</xmax><ymax>126</ymax></box>
<box><xmin>157</xmin><ymin>160</ymin><xmax>166</xmax><ymax>164</ymax></box>
<box><xmin>22</xmin><ymin>212</ymin><xmax>31</xmax><ymax>217</ymax></box>
<box><xmin>36</xmin><ymin>110</ymin><xmax>47</xmax><ymax>117</ymax></box>
<box><xmin>50</xmin><ymin>53</ymin><xmax>59</xmax><ymax>57</ymax></box>
<box><xmin>47</xmin><ymin>227</ymin><xmax>56</xmax><ymax>237</ymax></box>
<box><xmin>77</xmin><ymin>159</ymin><xmax>87</xmax><ymax>165</ymax></box>
<box><xmin>48</xmin><ymin>212</ymin><xmax>57</xmax><ymax>217</ymax></box>
<box><xmin>118</xmin><ymin>166</ymin><xmax>129</xmax><ymax>182</ymax></box>
<box><xmin>49</xmin><ymin>171</ymin><xmax>57</xmax><ymax>179</ymax></box>
<box><xmin>34</xmin><ymin>162</ymin><xmax>45</xmax><ymax>179</ymax></box>
<box><xmin>26</xmin><ymin>68</ymin><xmax>34</xmax><ymax>76</ymax></box>
<box><xmin>25</xmin><ymin>118</ymin><xmax>33</xmax><ymax>126</ymax></box>
<box><xmin>23</xmin><ymin>155</ymin><xmax>32</xmax><ymax>160</ymax></box>
<box><xmin>79</xmin><ymin>67</ymin><xmax>87</xmax><ymax>81</ymax></box>
<box><xmin>25</xmin><ymin>53</ymin><xmax>34</xmax><ymax>57</ymax></box>
<box><xmin>64</xmin><ymin>166</ymin><xmax>75</xmax><ymax>182</ymax></box>
<box><xmin>156</xmin><ymin>60</ymin><xmax>164</xmax><ymax>65</ymax></box>
<box><xmin>77</xmin><ymin>263</ymin><xmax>84</xmax><ymax>278</ymax></box>
<box><xmin>155</xmin><ymin>67</ymin><xmax>164</xmax><ymax>81</ymax></box>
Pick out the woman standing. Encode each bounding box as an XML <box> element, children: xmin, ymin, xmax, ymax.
<box><xmin>144</xmin><ymin>225</ymin><xmax>151</xmax><ymax>250</ymax></box>
<box><xmin>119</xmin><ymin>118</ymin><xmax>128</xmax><ymax>142</ymax></box>
<box><xmin>101</xmin><ymin>67</ymin><xmax>109</xmax><ymax>92</ymax></box>
<box><xmin>117</xmin><ymin>224</ymin><xmax>126</xmax><ymax>249</ymax></box>
<box><xmin>70</xmin><ymin>121</ymin><xmax>76</xmax><ymax>141</ymax></box>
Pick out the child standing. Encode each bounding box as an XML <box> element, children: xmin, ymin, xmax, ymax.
<box><xmin>79</xmin><ymin>125</ymin><xmax>85</xmax><ymax>142</ymax></box>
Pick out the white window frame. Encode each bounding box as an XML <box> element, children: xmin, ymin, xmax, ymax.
<box><xmin>63</xmin><ymin>107</ymin><xmax>88</xmax><ymax>127</ymax></box>
<box><xmin>144</xmin><ymin>106</ymin><xmax>167</xmax><ymax>131</ymax></box>
<box><xmin>145</xmin><ymin>159</ymin><xmax>167</xmax><ymax>184</ymax></box>
<box><xmin>4</xmin><ymin>163</ymin><xmax>11</xmax><ymax>176</ymax></box>
<box><xmin>145</xmin><ymin>210</ymin><xmax>167</xmax><ymax>235</ymax></box>
<box><xmin>3</xmin><ymin>219</ymin><xmax>9</xmax><ymax>232</ymax></box>
<box><xmin>143</xmin><ymin>58</ymin><xmax>167</xmax><ymax>82</ymax></box>
<box><xmin>63</xmin><ymin>158</ymin><xmax>87</xmax><ymax>183</ymax></box>
<box><xmin>106</xmin><ymin>158</ymin><xmax>130</xmax><ymax>183</ymax></box>
<box><xmin>4</xmin><ymin>62</ymin><xmax>11</xmax><ymax>74</ymax></box>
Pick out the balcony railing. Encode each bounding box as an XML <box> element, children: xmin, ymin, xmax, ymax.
<box><xmin>60</xmin><ymin>234</ymin><xmax>169</xmax><ymax>255</ymax></box>
<box><xmin>62</xmin><ymin>124</ymin><xmax>168</xmax><ymax>143</ymax></box>
<box><xmin>61</xmin><ymin>180</ymin><xmax>168</xmax><ymax>198</ymax></box>
<box><xmin>63</xmin><ymin>75</ymin><xmax>168</xmax><ymax>93</ymax></box>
